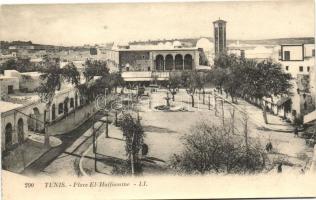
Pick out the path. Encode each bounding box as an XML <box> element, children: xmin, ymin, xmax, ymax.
<box><xmin>21</xmin><ymin>112</ymin><xmax>104</xmax><ymax>176</ymax></box>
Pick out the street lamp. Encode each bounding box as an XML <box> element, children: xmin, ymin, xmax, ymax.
<box><xmin>103</xmin><ymin>109</ymin><xmax>109</xmax><ymax>138</ymax></box>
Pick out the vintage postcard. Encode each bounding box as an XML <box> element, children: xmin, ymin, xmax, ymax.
<box><xmin>1</xmin><ymin>0</ymin><xmax>316</xmax><ymax>199</ymax></box>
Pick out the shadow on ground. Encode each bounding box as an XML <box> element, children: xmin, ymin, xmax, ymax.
<box><xmin>143</xmin><ymin>125</ymin><xmax>177</xmax><ymax>133</ymax></box>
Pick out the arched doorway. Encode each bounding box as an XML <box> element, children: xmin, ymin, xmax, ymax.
<box><xmin>33</xmin><ymin>107</ymin><xmax>40</xmax><ymax>131</ymax></box>
<box><xmin>5</xmin><ymin>123</ymin><xmax>13</xmax><ymax>149</ymax></box>
<box><xmin>155</xmin><ymin>55</ymin><xmax>164</xmax><ymax>71</ymax></box>
<box><xmin>51</xmin><ymin>104</ymin><xmax>56</xmax><ymax>121</ymax></box>
<box><xmin>184</xmin><ymin>54</ymin><xmax>193</xmax><ymax>70</ymax></box>
<box><xmin>70</xmin><ymin>98</ymin><xmax>74</xmax><ymax>109</ymax></box>
<box><xmin>175</xmin><ymin>54</ymin><xmax>183</xmax><ymax>70</ymax></box>
<box><xmin>17</xmin><ymin>118</ymin><xmax>24</xmax><ymax>144</ymax></box>
<box><xmin>165</xmin><ymin>54</ymin><xmax>173</xmax><ymax>70</ymax></box>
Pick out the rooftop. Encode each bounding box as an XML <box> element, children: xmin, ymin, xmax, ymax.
<box><xmin>114</xmin><ymin>47</ymin><xmax>199</xmax><ymax>52</ymax></box>
<box><xmin>0</xmin><ymin>101</ymin><xmax>23</xmax><ymax>113</ymax></box>
<box><xmin>0</xmin><ymin>76</ymin><xmax>18</xmax><ymax>80</ymax></box>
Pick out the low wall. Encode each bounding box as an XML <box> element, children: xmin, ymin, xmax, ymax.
<box><xmin>47</xmin><ymin>102</ymin><xmax>97</xmax><ymax>135</ymax></box>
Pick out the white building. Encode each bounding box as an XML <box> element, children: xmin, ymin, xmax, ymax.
<box><xmin>1</xmin><ymin>70</ymin><xmax>86</xmax><ymax>153</ymax></box>
<box><xmin>278</xmin><ymin>44</ymin><xmax>315</xmax><ymax>120</ymax></box>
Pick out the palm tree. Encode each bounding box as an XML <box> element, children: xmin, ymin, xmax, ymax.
<box><xmin>36</xmin><ymin>57</ymin><xmax>80</xmax><ymax>147</ymax></box>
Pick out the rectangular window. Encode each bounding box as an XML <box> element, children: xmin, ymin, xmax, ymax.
<box><xmin>7</xmin><ymin>85</ymin><xmax>13</xmax><ymax>94</ymax></box>
<box><xmin>285</xmin><ymin>66</ymin><xmax>289</xmax><ymax>71</ymax></box>
<box><xmin>307</xmin><ymin>66</ymin><xmax>310</xmax><ymax>72</ymax></box>
<box><xmin>126</xmin><ymin>67</ymin><xmax>129</xmax><ymax>71</ymax></box>
<box><xmin>299</xmin><ymin>66</ymin><xmax>303</xmax><ymax>72</ymax></box>
<box><xmin>148</xmin><ymin>67</ymin><xmax>151</xmax><ymax>71</ymax></box>
<box><xmin>284</xmin><ymin>51</ymin><xmax>290</xmax><ymax>61</ymax></box>
<box><xmin>312</xmin><ymin>49</ymin><xmax>315</xmax><ymax>57</ymax></box>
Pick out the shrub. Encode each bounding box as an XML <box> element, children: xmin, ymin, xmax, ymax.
<box><xmin>120</xmin><ymin>113</ymin><xmax>145</xmax><ymax>175</ymax></box>
<box><xmin>170</xmin><ymin>123</ymin><xmax>267</xmax><ymax>174</ymax></box>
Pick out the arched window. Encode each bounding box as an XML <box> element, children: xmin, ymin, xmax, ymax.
<box><xmin>165</xmin><ymin>54</ymin><xmax>173</xmax><ymax>70</ymax></box>
<box><xmin>5</xmin><ymin>123</ymin><xmax>13</xmax><ymax>149</ymax></box>
<box><xmin>184</xmin><ymin>54</ymin><xmax>193</xmax><ymax>70</ymax></box>
<box><xmin>58</xmin><ymin>103</ymin><xmax>64</xmax><ymax>114</ymax></box>
<box><xmin>155</xmin><ymin>55</ymin><xmax>164</xmax><ymax>71</ymax></box>
<box><xmin>175</xmin><ymin>54</ymin><xmax>183</xmax><ymax>70</ymax></box>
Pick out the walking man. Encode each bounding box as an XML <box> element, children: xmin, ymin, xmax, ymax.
<box><xmin>277</xmin><ymin>163</ymin><xmax>283</xmax><ymax>173</ymax></box>
<box><xmin>294</xmin><ymin>127</ymin><xmax>299</xmax><ymax>137</ymax></box>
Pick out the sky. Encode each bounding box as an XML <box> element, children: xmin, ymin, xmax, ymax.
<box><xmin>0</xmin><ymin>0</ymin><xmax>314</xmax><ymax>46</ymax></box>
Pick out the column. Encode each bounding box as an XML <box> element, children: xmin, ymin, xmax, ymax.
<box><xmin>182</xmin><ymin>54</ymin><xmax>185</xmax><ymax>70</ymax></box>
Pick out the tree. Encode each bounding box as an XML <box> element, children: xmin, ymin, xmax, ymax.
<box><xmin>197</xmin><ymin>72</ymin><xmax>208</xmax><ymax>104</ymax></box>
<box><xmin>120</xmin><ymin>113</ymin><xmax>145</xmax><ymax>175</ymax></box>
<box><xmin>241</xmin><ymin>60</ymin><xmax>292</xmax><ymax>124</ymax></box>
<box><xmin>104</xmin><ymin>72</ymin><xmax>125</xmax><ymax>94</ymax></box>
<box><xmin>210</xmin><ymin>53</ymin><xmax>293</xmax><ymax>124</ymax></box>
<box><xmin>164</xmin><ymin>72</ymin><xmax>182</xmax><ymax>101</ymax></box>
<box><xmin>170</xmin><ymin>122</ymin><xmax>266</xmax><ymax>174</ymax></box>
<box><xmin>0</xmin><ymin>59</ymin><xmax>16</xmax><ymax>74</ymax></box>
<box><xmin>0</xmin><ymin>58</ymin><xmax>39</xmax><ymax>74</ymax></box>
<box><xmin>81</xmin><ymin>59</ymin><xmax>110</xmax><ymax>101</ymax></box>
<box><xmin>36</xmin><ymin>58</ymin><xmax>80</xmax><ymax>147</ymax></box>
<box><xmin>181</xmin><ymin>70</ymin><xmax>201</xmax><ymax>107</ymax></box>
<box><xmin>209</xmin><ymin>53</ymin><xmax>241</xmax><ymax>97</ymax></box>
<box><xmin>83</xmin><ymin>59</ymin><xmax>109</xmax><ymax>82</ymax></box>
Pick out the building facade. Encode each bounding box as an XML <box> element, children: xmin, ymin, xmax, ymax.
<box><xmin>276</xmin><ymin>44</ymin><xmax>315</xmax><ymax>122</ymax></box>
<box><xmin>100</xmin><ymin>43</ymin><xmax>199</xmax><ymax>82</ymax></box>
<box><xmin>1</xmin><ymin>70</ymin><xmax>85</xmax><ymax>153</ymax></box>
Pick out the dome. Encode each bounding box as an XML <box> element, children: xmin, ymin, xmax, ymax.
<box><xmin>196</xmin><ymin>38</ymin><xmax>213</xmax><ymax>51</ymax></box>
<box><xmin>173</xmin><ymin>41</ymin><xmax>182</xmax><ymax>48</ymax></box>
<box><xmin>112</xmin><ymin>41</ymin><xmax>130</xmax><ymax>50</ymax></box>
<box><xmin>164</xmin><ymin>42</ymin><xmax>173</xmax><ymax>48</ymax></box>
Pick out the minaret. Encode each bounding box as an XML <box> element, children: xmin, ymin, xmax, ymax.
<box><xmin>213</xmin><ymin>19</ymin><xmax>227</xmax><ymax>55</ymax></box>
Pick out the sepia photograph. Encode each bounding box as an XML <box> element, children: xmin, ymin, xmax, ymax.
<box><xmin>1</xmin><ymin>0</ymin><xmax>316</xmax><ymax>199</ymax></box>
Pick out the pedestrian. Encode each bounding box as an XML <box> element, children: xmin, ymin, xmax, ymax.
<box><xmin>294</xmin><ymin>127</ymin><xmax>299</xmax><ymax>137</ymax></box>
<box><xmin>277</xmin><ymin>163</ymin><xmax>282</xmax><ymax>173</ymax></box>
<box><xmin>266</xmin><ymin>141</ymin><xmax>273</xmax><ymax>152</ymax></box>
<box><xmin>141</xmin><ymin>143</ymin><xmax>149</xmax><ymax>157</ymax></box>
